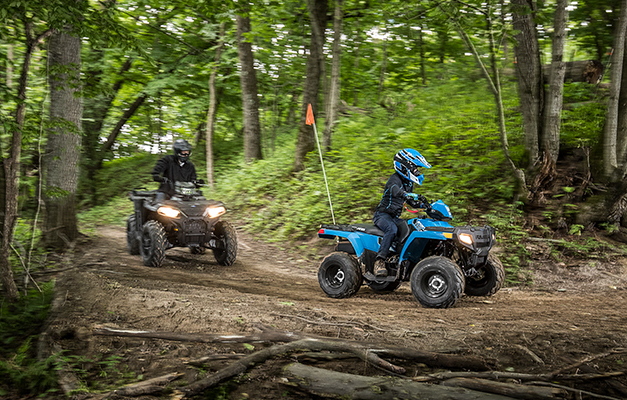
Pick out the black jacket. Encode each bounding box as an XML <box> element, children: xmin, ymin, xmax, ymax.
<box><xmin>152</xmin><ymin>154</ymin><xmax>197</xmax><ymax>196</ymax></box>
<box><xmin>374</xmin><ymin>172</ymin><xmax>413</xmax><ymax>218</ymax></box>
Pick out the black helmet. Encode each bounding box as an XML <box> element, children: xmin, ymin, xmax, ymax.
<box><xmin>173</xmin><ymin>139</ymin><xmax>192</xmax><ymax>163</ymax></box>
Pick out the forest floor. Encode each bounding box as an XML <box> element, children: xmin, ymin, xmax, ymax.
<box><xmin>38</xmin><ymin>223</ymin><xmax>627</xmax><ymax>399</ymax></box>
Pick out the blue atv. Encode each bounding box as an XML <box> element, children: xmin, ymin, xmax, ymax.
<box><xmin>317</xmin><ymin>199</ymin><xmax>504</xmax><ymax>308</ymax></box>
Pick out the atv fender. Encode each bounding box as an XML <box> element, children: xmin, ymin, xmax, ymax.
<box><xmin>319</xmin><ymin>227</ymin><xmax>379</xmax><ymax>257</ymax></box>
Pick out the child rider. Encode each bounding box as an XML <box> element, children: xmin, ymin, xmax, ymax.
<box><xmin>372</xmin><ymin>149</ymin><xmax>431</xmax><ymax>277</ymax></box>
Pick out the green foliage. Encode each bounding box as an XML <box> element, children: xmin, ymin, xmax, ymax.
<box><xmin>93</xmin><ymin>152</ymin><xmax>161</xmax><ymax>202</ymax></box>
<box><xmin>62</xmin><ymin>353</ymin><xmax>140</xmax><ymax>392</ymax></box>
<box><xmin>0</xmin><ymin>282</ymin><xmax>57</xmax><ymax>395</ymax></box>
<box><xmin>561</xmin><ymin>102</ymin><xmax>606</xmax><ymax>148</ymax></box>
<box><xmin>78</xmin><ymin>196</ymin><xmax>133</xmax><ymax>230</ymax></box>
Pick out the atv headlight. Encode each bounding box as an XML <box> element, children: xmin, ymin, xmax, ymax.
<box><xmin>158</xmin><ymin>206</ymin><xmax>181</xmax><ymax>218</ymax></box>
<box><xmin>458</xmin><ymin>233</ymin><xmax>474</xmax><ymax>246</ymax></box>
<box><xmin>204</xmin><ymin>205</ymin><xmax>226</xmax><ymax>218</ymax></box>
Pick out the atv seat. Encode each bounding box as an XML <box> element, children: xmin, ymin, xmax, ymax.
<box><xmin>320</xmin><ymin>223</ymin><xmax>384</xmax><ymax>236</ymax></box>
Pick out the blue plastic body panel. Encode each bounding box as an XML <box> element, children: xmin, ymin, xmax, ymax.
<box><xmin>318</xmin><ymin>216</ymin><xmax>454</xmax><ymax>261</ymax></box>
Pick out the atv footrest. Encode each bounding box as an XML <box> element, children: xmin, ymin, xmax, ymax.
<box><xmin>363</xmin><ymin>272</ymin><xmax>397</xmax><ymax>282</ymax></box>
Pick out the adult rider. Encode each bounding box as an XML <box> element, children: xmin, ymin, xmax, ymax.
<box><xmin>152</xmin><ymin>139</ymin><xmax>199</xmax><ymax>202</ymax></box>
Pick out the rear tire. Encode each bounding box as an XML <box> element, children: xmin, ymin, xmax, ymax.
<box><xmin>140</xmin><ymin>221</ymin><xmax>167</xmax><ymax>268</ymax></box>
<box><xmin>318</xmin><ymin>252</ymin><xmax>362</xmax><ymax>298</ymax></box>
<box><xmin>126</xmin><ymin>215</ymin><xmax>140</xmax><ymax>255</ymax></box>
<box><xmin>464</xmin><ymin>254</ymin><xmax>505</xmax><ymax>297</ymax></box>
<box><xmin>213</xmin><ymin>221</ymin><xmax>237</xmax><ymax>266</ymax></box>
<box><xmin>410</xmin><ymin>256</ymin><xmax>464</xmax><ymax>308</ymax></box>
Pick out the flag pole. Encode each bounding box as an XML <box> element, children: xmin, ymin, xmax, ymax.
<box><xmin>306</xmin><ymin>103</ymin><xmax>336</xmax><ymax>225</ymax></box>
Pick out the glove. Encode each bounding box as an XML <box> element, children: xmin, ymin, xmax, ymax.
<box><xmin>406</xmin><ymin>193</ymin><xmax>430</xmax><ymax>209</ymax></box>
<box><xmin>406</xmin><ymin>193</ymin><xmax>420</xmax><ymax>201</ymax></box>
<box><xmin>153</xmin><ymin>174</ymin><xmax>164</xmax><ymax>182</ymax></box>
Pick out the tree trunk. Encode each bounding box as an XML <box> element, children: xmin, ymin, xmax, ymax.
<box><xmin>606</xmin><ymin>0</ymin><xmax>627</xmax><ymax>178</ymax></box>
<box><xmin>43</xmin><ymin>27</ymin><xmax>82</xmax><ymax>251</ymax></box>
<box><xmin>512</xmin><ymin>0</ymin><xmax>543</xmax><ymax>169</ymax></box>
<box><xmin>294</xmin><ymin>0</ymin><xmax>328</xmax><ymax>172</ymax></box>
<box><xmin>541</xmin><ymin>0</ymin><xmax>568</xmax><ymax>167</ymax></box>
<box><xmin>0</xmin><ymin>24</ymin><xmax>52</xmax><ymax>302</ymax></box>
<box><xmin>237</xmin><ymin>7</ymin><xmax>263</xmax><ymax>163</ymax></box>
<box><xmin>322</xmin><ymin>0</ymin><xmax>343</xmax><ymax>152</ymax></box>
<box><xmin>205</xmin><ymin>23</ymin><xmax>226</xmax><ymax>189</ymax></box>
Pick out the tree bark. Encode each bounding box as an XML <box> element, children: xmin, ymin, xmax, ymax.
<box><xmin>541</xmin><ymin>0</ymin><xmax>568</xmax><ymax>168</ymax></box>
<box><xmin>237</xmin><ymin>6</ymin><xmax>263</xmax><ymax>163</ymax></box>
<box><xmin>618</xmin><ymin>37</ymin><xmax>627</xmax><ymax>172</ymax></box>
<box><xmin>441</xmin><ymin>377</ymin><xmax>567</xmax><ymax>399</ymax></box>
<box><xmin>322</xmin><ymin>0</ymin><xmax>343</xmax><ymax>152</ymax></box>
<box><xmin>43</xmin><ymin>26</ymin><xmax>83</xmax><ymax>251</ymax></box>
<box><xmin>105</xmin><ymin>373</ymin><xmax>182</xmax><ymax>397</ymax></box>
<box><xmin>512</xmin><ymin>0</ymin><xmax>543</xmax><ymax>169</ymax></box>
<box><xmin>607</xmin><ymin>0</ymin><xmax>627</xmax><ymax>178</ymax></box>
<box><xmin>283</xmin><ymin>363</ymin><xmax>516</xmax><ymax>400</ymax></box>
<box><xmin>294</xmin><ymin>0</ymin><xmax>328</xmax><ymax>172</ymax></box>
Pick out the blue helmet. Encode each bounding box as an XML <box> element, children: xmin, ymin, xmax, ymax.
<box><xmin>394</xmin><ymin>148</ymin><xmax>431</xmax><ymax>185</ymax></box>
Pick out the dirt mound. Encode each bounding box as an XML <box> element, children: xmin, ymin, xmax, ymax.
<box><xmin>39</xmin><ymin>225</ymin><xmax>627</xmax><ymax>399</ymax></box>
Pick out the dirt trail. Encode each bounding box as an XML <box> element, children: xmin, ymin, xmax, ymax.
<box><xmin>45</xmin><ymin>224</ymin><xmax>627</xmax><ymax>399</ymax></box>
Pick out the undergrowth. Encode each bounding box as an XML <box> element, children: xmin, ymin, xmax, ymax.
<box><xmin>0</xmin><ymin>282</ymin><xmax>58</xmax><ymax>397</ymax></box>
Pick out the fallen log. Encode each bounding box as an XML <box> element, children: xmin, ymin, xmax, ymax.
<box><xmin>93</xmin><ymin>325</ymin><xmax>305</xmax><ymax>344</ymax></box>
<box><xmin>282</xmin><ymin>363</ymin><xmax>516</xmax><ymax>400</ymax></box>
<box><xmin>416</xmin><ymin>370</ymin><xmax>625</xmax><ymax>382</ymax></box>
<box><xmin>105</xmin><ymin>373</ymin><xmax>183</xmax><ymax>397</ymax></box>
<box><xmin>528</xmin><ymin>381</ymin><xmax>622</xmax><ymax>400</ymax></box>
<box><xmin>93</xmin><ymin>325</ymin><xmax>490</xmax><ymax>371</ymax></box>
<box><xmin>369</xmin><ymin>347</ymin><xmax>489</xmax><ymax>371</ymax></box>
<box><xmin>441</xmin><ymin>377</ymin><xmax>567</xmax><ymax>399</ymax></box>
<box><xmin>178</xmin><ymin>338</ymin><xmax>406</xmax><ymax>397</ymax></box>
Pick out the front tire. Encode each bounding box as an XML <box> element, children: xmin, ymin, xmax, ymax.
<box><xmin>212</xmin><ymin>220</ymin><xmax>237</xmax><ymax>266</ymax></box>
<box><xmin>318</xmin><ymin>252</ymin><xmax>362</xmax><ymax>298</ymax></box>
<box><xmin>464</xmin><ymin>254</ymin><xmax>505</xmax><ymax>297</ymax></box>
<box><xmin>410</xmin><ymin>256</ymin><xmax>465</xmax><ymax>308</ymax></box>
<box><xmin>126</xmin><ymin>215</ymin><xmax>140</xmax><ymax>255</ymax></box>
<box><xmin>140</xmin><ymin>221</ymin><xmax>167</xmax><ymax>268</ymax></box>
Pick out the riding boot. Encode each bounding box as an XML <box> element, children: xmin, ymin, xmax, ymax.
<box><xmin>374</xmin><ymin>258</ymin><xmax>387</xmax><ymax>277</ymax></box>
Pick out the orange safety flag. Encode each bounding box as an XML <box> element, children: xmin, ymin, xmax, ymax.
<box><xmin>305</xmin><ymin>103</ymin><xmax>315</xmax><ymax>125</ymax></box>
